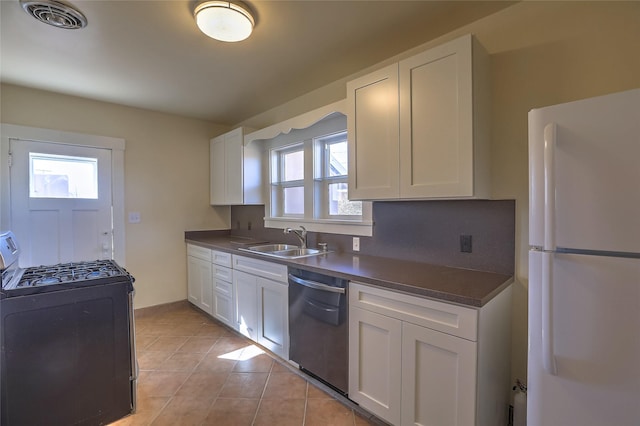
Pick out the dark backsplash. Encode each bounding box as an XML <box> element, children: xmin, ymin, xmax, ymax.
<box><xmin>229</xmin><ymin>200</ymin><xmax>515</xmax><ymax>275</ymax></box>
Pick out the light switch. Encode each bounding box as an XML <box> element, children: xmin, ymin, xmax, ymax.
<box><xmin>128</xmin><ymin>212</ymin><xmax>141</xmax><ymax>224</ymax></box>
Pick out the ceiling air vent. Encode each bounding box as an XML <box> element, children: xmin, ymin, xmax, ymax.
<box><xmin>20</xmin><ymin>0</ymin><xmax>87</xmax><ymax>29</ymax></box>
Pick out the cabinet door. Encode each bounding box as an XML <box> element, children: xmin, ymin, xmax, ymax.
<box><xmin>213</xmin><ymin>278</ymin><xmax>234</xmax><ymax>327</ymax></box>
<box><xmin>187</xmin><ymin>255</ymin><xmax>212</xmax><ymax>314</ymax></box>
<box><xmin>347</xmin><ymin>63</ymin><xmax>400</xmax><ymax>200</ymax></box>
<box><xmin>224</xmin><ymin>128</ymin><xmax>244</xmax><ymax>205</ymax></box>
<box><xmin>349</xmin><ymin>306</ymin><xmax>402</xmax><ymax>425</ymax></box>
<box><xmin>200</xmin><ymin>270</ymin><xmax>214</xmax><ymax>315</ymax></box>
<box><xmin>401</xmin><ymin>322</ymin><xmax>477</xmax><ymax>426</ymax></box>
<box><xmin>210</xmin><ymin>135</ymin><xmax>226</xmax><ymax>205</ymax></box>
<box><xmin>233</xmin><ymin>270</ymin><xmax>258</xmax><ymax>340</ymax></box>
<box><xmin>257</xmin><ymin>277</ymin><xmax>289</xmax><ymax>359</ymax></box>
<box><xmin>399</xmin><ymin>34</ymin><xmax>476</xmax><ymax>198</ymax></box>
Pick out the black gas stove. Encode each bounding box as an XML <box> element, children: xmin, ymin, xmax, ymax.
<box><xmin>1</xmin><ymin>258</ymin><xmax>134</xmax><ymax>298</ymax></box>
<box><xmin>0</xmin><ymin>231</ymin><xmax>137</xmax><ymax>425</ymax></box>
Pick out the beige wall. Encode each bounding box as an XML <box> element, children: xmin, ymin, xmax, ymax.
<box><xmin>238</xmin><ymin>1</ymin><xmax>640</xmax><ymax>385</ymax></box>
<box><xmin>0</xmin><ymin>84</ymin><xmax>231</xmax><ymax>308</ymax></box>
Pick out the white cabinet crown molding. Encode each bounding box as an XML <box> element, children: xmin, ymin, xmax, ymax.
<box><xmin>244</xmin><ymin>100</ymin><xmax>346</xmax><ymax>145</ymax></box>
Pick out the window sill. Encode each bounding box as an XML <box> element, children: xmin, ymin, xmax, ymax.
<box><xmin>264</xmin><ymin>217</ymin><xmax>373</xmax><ymax>237</ymax></box>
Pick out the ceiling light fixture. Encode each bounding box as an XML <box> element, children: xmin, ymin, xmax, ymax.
<box><xmin>194</xmin><ymin>1</ymin><xmax>254</xmax><ymax>43</ymax></box>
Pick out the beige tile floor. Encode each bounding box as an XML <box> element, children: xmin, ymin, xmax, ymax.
<box><xmin>110</xmin><ymin>303</ymin><xmax>379</xmax><ymax>426</ymax></box>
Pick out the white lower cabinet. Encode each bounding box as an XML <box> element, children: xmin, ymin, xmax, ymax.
<box><xmin>187</xmin><ymin>244</ymin><xmax>213</xmax><ymax>315</ymax></box>
<box><xmin>401</xmin><ymin>322</ymin><xmax>476</xmax><ymax>426</ymax></box>
<box><xmin>185</xmin><ymin>246</ymin><xmax>289</xmax><ymax>360</ymax></box>
<box><xmin>187</xmin><ymin>244</ymin><xmax>234</xmax><ymax>327</ymax></box>
<box><xmin>212</xmin><ymin>263</ymin><xmax>234</xmax><ymax>327</ymax></box>
<box><xmin>234</xmin><ymin>270</ymin><xmax>259</xmax><ymax>340</ymax></box>
<box><xmin>232</xmin><ymin>255</ymin><xmax>289</xmax><ymax>359</ymax></box>
<box><xmin>211</xmin><ymin>250</ymin><xmax>233</xmax><ymax>327</ymax></box>
<box><xmin>256</xmin><ymin>276</ymin><xmax>289</xmax><ymax>357</ymax></box>
<box><xmin>349</xmin><ymin>282</ymin><xmax>511</xmax><ymax>426</ymax></box>
<box><xmin>349</xmin><ymin>306</ymin><xmax>403</xmax><ymax>424</ymax></box>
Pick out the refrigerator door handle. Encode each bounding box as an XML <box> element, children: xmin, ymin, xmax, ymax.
<box><xmin>542</xmin><ymin>251</ymin><xmax>558</xmax><ymax>375</ymax></box>
<box><xmin>543</xmin><ymin>123</ymin><xmax>557</xmax><ymax>251</ymax></box>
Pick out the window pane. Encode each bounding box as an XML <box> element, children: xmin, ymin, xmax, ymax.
<box><xmin>329</xmin><ymin>183</ymin><xmax>362</xmax><ymax>216</ymax></box>
<box><xmin>30</xmin><ymin>153</ymin><xmax>98</xmax><ymax>199</ymax></box>
<box><xmin>284</xmin><ymin>186</ymin><xmax>304</xmax><ymax>215</ymax></box>
<box><xmin>328</xmin><ymin>141</ymin><xmax>348</xmax><ymax>177</ymax></box>
<box><xmin>283</xmin><ymin>150</ymin><xmax>304</xmax><ymax>181</ymax></box>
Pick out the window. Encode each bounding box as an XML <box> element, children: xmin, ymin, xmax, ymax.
<box><xmin>29</xmin><ymin>152</ymin><xmax>98</xmax><ymax>199</ymax></box>
<box><xmin>265</xmin><ymin>114</ymin><xmax>372</xmax><ymax>236</ymax></box>
<box><xmin>272</xmin><ymin>145</ymin><xmax>305</xmax><ymax>216</ymax></box>
<box><xmin>314</xmin><ymin>132</ymin><xmax>362</xmax><ymax>219</ymax></box>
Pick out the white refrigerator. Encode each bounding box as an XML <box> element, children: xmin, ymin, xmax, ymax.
<box><xmin>528</xmin><ymin>88</ymin><xmax>640</xmax><ymax>426</ymax></box>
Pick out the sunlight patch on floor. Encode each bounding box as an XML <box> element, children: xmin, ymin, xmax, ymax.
<box><xmin>218</xmin><ymin>344</ymin><xmax>265</xmax><ymax>361</ymax></box>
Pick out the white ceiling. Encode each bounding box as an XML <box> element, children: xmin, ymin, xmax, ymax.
<box><xmin>0</xmin><ymin>1</ymin><xmax>514</xmax><ymax>125</ymax></box>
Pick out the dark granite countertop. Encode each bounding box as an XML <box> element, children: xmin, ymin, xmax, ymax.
<box><xmin>185</xmin><ymin>231</ymin><xmax>512</xmax><ymax>308</ymax></box>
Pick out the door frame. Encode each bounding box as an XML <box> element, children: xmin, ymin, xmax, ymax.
<box><xmin>0</xmin><ymin>123</ymin><xmax>126</xmax><ymax>266</ymax></box>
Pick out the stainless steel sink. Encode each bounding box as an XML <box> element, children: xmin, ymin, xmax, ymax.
<box><xmin>272</xmin><ymin>248</ymin><xmax>323</xmax><ymax>257</ymax></box>
<box><xmin>243</xmin><ymin>244</ymin><xmax>298</xmax><ymax>253</ymax></box>
<box><xmin>239</xmin><ymin>244</ymin><xmax>328</xmax><ymax>259</ymax></box>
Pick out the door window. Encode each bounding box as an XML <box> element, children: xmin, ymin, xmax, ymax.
<box><xmin>29</xmin><ymin>153</ymin><xmax>98</xmax><ymax>199</ymax></box>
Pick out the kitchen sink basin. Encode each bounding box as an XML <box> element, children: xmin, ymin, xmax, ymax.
<box><xmin>239</xmin><ymin>244</ymin><xmax>328</xmax><ymax>259</ymax></box>
<box><xmin>273</xmin><ymin>248</ymin><xmax>323</xmax><ymax>257</ymax></box>
<box><xmin>243</xmin><ymin>244</ymin><xmax>298</xmax><ymax>253</ymax></box>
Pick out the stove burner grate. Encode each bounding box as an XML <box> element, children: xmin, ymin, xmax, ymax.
<box><xmin>15</xmin><ymin>259</ymin><xmax>128</xmax><ymax>289</ymax></box>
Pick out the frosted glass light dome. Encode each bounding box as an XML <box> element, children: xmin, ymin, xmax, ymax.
<box><xmin>195</xmin><ymin>1</ymin><xmax>254</xmax><ymax>42</ymax></box>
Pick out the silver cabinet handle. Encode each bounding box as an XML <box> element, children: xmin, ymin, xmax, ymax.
<box><xmin>288</xmin><ymin>274</ymin><xmax>346</xmax><ymax>294</ymax></box>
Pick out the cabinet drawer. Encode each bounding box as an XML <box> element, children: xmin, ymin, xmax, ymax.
<box><xmin>212</xmin><ymin>250</ymin><xmax>232</xmax><ymax>267</ymax></box>
<box><xmin>214</xmin><ymin>279</ymin><xmax>233</xmax><ymax>298</ymax></box>
<box><xmin>212</xmin><ymin>264</ymin><xmax>232</xmax><ymax>283</ymax></box>
<box><xmin>232</xmin><ymin>255</ymin><xmax>288</xmax><ymax>283</ymax></box>
<box><xmin>349</xmin><ymin>282</ymin><xmax>478</xmax><ymax>341</ymax></box>
<box><xmin>187</xmin><ymin>244</ymin><xmax>212</xmax><ymax>262</ymax></box>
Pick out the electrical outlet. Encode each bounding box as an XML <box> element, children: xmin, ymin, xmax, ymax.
<box><xmin>460</xmin><ymin>235</ymin><xmax>472</xmax><ymax>253</ymax></box>
<box><xmin>353</xmin><ymin>237</ymin><xmax>360</xmax><ymax>252</ymax></box>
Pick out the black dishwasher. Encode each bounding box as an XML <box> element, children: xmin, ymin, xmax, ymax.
<box><xmin>288</xmin><ymin>267</ymin><xmax>348</xmax><ymax>395</ymax></box>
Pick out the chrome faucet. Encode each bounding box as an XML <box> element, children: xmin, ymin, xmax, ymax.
<box><xmin>284</xmin><ymin>226</ymin><xmax>307</xmax><ymax>248</ymax></box>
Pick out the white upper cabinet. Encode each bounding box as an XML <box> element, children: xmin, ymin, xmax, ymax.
<box><xmin>347</xmin><ymin>34</ymin><xmax>490</xmax><ymax>200</ymax></box>
<box><xmin>210</xmin><ymin>127</ymin><xmax>262</xmax><ymax>205</ymax></box>
<box><xmin>399</xmin><ymin>34</ymin><xmax>490</xmax><ymax>199</ymax></box>
<box><xmin>347</xmin><ymin>64</ymin><xmax>400</xmax><ymax>200</ymax></box>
